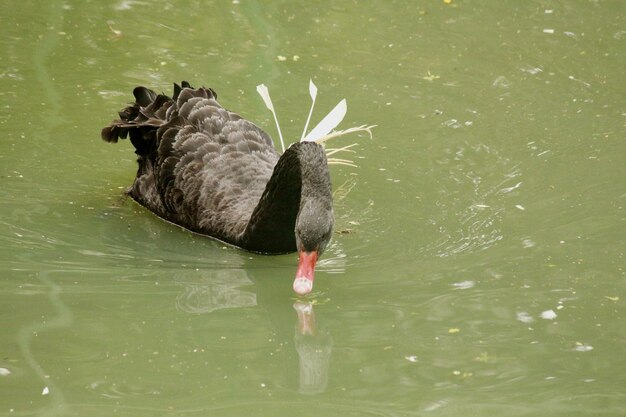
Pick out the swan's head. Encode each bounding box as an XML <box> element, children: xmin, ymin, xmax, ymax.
<box><xmin>293</xmin><ymin>198</ymin><xmax>334</xmax><ymax>295</ymax></box>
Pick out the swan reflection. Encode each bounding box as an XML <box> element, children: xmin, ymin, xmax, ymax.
<box><xmin>173</xmin><ymin>269</ymin><xmax>333</xmax><ymax>394</ymax></box>
<box><xmin>175</xmin><ymin>269</ymin><xmax>256</xmax><ymax>314</ymax></box>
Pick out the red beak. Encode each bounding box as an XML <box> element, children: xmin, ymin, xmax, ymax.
<box><xmin>293</xmin><ymin>250</ymin><xmax>318</xmax><ymax>295</ymax></box>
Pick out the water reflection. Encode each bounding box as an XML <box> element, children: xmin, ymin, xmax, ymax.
<box><xmin>175</xmin><ymin>269</ymin><xmax>257</xmax><ymax>314</ymax></box>
<box><xmin>174</xmin><ymin>270</ymin><xmax>333</xmax><ymax>395</ymax></box>
<box><xmin>293</xmin><ymin>301</ymin><xmax>333</xmax><ymax>395</ymax></box>
<box><xmin>422</xmin><ymin>141</ymin><xmax>522</xmax><ymax>258</ymax></box>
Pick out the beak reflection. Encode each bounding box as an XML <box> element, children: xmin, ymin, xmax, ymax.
<box><xmin>293</xmin><ymin>301</ymin><xmax>333</xmax><ymax>395</ymax></box>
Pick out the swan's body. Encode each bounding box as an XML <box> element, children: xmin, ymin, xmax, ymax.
<box><xmin>102</xmin><ymin>82</ymin><xmax>333</xmax><ymax>294</ymax></box>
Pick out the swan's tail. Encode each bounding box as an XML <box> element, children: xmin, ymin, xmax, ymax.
<box><xmin>101</xmin><ymin>81</ymin><xmax>216</xmax><ymax>156</ymax></box>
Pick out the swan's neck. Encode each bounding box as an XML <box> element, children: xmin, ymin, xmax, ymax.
<box><xmin>240</xmin><ymin>142</ymin><xmax>331</xmax><ymax>253</ymax></box>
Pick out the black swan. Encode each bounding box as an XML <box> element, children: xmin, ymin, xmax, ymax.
<box><xmin>102</xmin><ymin>81</ymin><xmax>371</xmax><ymax>295</ymax></box>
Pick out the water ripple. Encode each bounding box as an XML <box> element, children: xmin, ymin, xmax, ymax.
<box><xmin>421</xmin><ymin>141</ymin><xmax>522</xmax><ymax>258</ymax></box>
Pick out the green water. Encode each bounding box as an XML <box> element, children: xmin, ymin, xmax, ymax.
<box><xmin>1</xmin><ymin>1</ymin><xmax>625</xmax><ymax>416</ymax></box>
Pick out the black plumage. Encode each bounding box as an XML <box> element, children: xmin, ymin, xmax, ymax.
<box><xmin>102</xmin><ymin>82</ymin><xmax>334</xmax><ymax>261</ymax></box>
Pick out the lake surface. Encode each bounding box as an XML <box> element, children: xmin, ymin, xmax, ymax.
<box><xmin>1</xmin><ymin>1</ymin><xmax>625</xmax><ymax>416</ymax></box>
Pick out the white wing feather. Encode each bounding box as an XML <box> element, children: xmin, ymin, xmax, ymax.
<box><xmin>302</xmin><ymin>99</ymin><xmax>347</xmax><ymax>143</ymax></box>
<box><xmin>256</xmin><ymin>84</ymin><xmax>286</xmax><ymax>152</ymax></box>
<box><xmin>301</xmin><ymin>79</ymin><xmax>318</xmax><ymax>140</ymax></box>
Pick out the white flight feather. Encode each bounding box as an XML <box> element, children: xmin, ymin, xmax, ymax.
<box><xmin>256</xmin><ymin>84</ymin><xmax>286</xmax><ymax>152</ymax></box>
<box><xmin>302</xmin><ymin>99</ymin><xmax>347</xmax><ymax>143</ymax></box>
<box><xmin>256</xmin><ymin>81</ymin><xmax>375</xmax><ymax>158</ymax></box>
<box><xmin>301</xmin><ymin>79</ymin><xmax>318</xmax><ymax>140</ymax></box>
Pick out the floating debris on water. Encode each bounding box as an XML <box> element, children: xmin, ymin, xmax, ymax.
<box><xmin>499</xmin><ymin>182</ymin><xmax>522</xmax><ymax>194</ymax></box>
<box><xmin>520</xmin><ymin>65</ymin><xmax>543</xmax><ymax>75</ymax></box>
<box><xmin>516</xmin><ymin>312</ymin><xmax>534</xmax><ymax>323</ymax></box>
<box><xmin>541</xmin><ymin>310</ymin><xmax>557</xmax><ymax>320</ymax></box>
<box><xmin>573</xmin><ymin>342</ymin><xmax>594</xmax><ymax>352</ymax></box>
<box><xmin>422</xmin><ymin>71</ymin><xmax>440</xmax><ymax>82</ymax></box>
<box><xmin>452</xmin><ymin>280</ymin><xmax>475</xmax><ymax>290</ymax></box>
<box><xmin>442</xmin><ymin>119</ymin><xmax>463</xmax><ymax>129</ymax></box>
<box><xmin>568</xmin><ymin>75</ymin><xmax>591</xmax><ymax>87</ymax></box>
<box><xmin>492</xmin><ymin>75</ymin><xmax>511</xmax><ymax>88</ymax></box>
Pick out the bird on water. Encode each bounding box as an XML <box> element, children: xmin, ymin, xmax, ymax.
<box><xmin>102</xmin><ymin>80</ymin><xmax>373</xmax><ymax>295</ymax></box>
